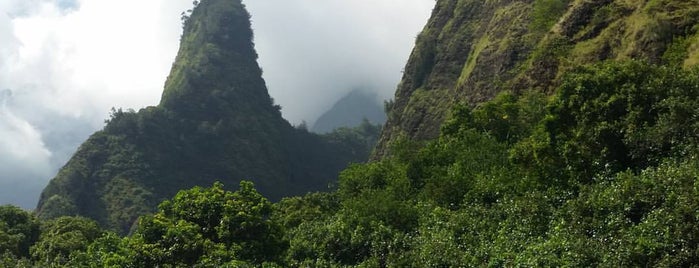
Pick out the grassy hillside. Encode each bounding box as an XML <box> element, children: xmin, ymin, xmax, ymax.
<box><xmin>375</xmin><ymin>0</ymin><xmax>699</xmax><ymax>158</ymax></box>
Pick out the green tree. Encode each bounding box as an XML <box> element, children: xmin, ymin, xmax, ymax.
<box><xmin>0</xmin><ymin>205</ymin><xmax>40</xmax><ymax>259</ymax></box>
<box><xmin>67</xmin><ymin>232</ymin><xmax>134</xmax><ymax>268</ymax></box>
<box><xmin>129</xmin><ymin>181</ymin><xmax>287</xmax><ymax>266</ymax></box>
<box><xmin>30</xmin><ymin>216</ymin><xmax>102</xmax><ymax>266</ymax></box>
<box><xmin>515</xmin><ymin>61</ymin><xmax>699</xmax><ymax>185</ymax></box>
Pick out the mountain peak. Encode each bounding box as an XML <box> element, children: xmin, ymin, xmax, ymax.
<box><xmin>35</xmin><ymin>0</ymin><xmax>375</xmax><ymax>234</ymax></box>
<box><xmin>160</xmin><ymin>0</ymin><xmax>274</xmax><ymax>118</ymax></box>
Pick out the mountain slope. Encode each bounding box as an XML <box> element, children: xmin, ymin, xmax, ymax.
<box><xmin>311</xmin><ymin>89</ymin><xmax>386</xmax><ymax>134</ymax></box>
<box><xmin>375</xmin><ymin>0</ymin><xmax>699</xmax><ymax>158</ymax></box>
<box><xmin>35</xmin><ymin>0</ymin><xmax>370</xmax><ymax>234</ymax></box>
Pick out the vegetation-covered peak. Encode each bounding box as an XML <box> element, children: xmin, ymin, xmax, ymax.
<box><xmin>35</xmin><ymin>0</ymin><xmax>378</xmax><ymax>235</ymax></box>
<box><xmin>160</xmin><ymin>0</ymin><xmax>276</xmax><ymax>120</ymax></box>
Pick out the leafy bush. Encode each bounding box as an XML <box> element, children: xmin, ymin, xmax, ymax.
<box><xmin>30</xmin><ymin>216</ymin><xmax>102</xmax><ymax>266</ymax></box>
<box><xmin>0</xmin><ymin>206</ymin><xmax>39</xmax><ymax>259</ymax></box>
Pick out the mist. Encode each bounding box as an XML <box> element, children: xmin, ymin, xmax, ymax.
<box><xmin>245</xmin><ymin>0</ymin><xmax>434</xmax><ymax>124</ymax></box>
<box><xmin>0</xmin><ymin>0</ymin><xmax>433</xmax><ymax>209</ymax></box>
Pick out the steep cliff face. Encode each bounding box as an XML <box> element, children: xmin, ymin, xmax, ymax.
<box><xmin>375</xmin><ymin>0</ymin><xmax>699</xmax><ymax>158</ymax></box>
<box><xmin>35</xmin><ymin>0</ymin><xmax>370</xmax><ymax>234</ymax></box>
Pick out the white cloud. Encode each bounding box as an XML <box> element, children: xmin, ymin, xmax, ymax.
<box><xmin>0</xmin><ymin>0</ymin><xmax>192</xmax><ymax>208</ymax></box>
<box><xmin>6</xmin><ymin>0</ymin><xmax>191</xmax><ymax>123</ymax></box>
<box><xmin>0</xmin><ymin>99</ymin><xmax>52</xmax><ymax>175</ymax></box>
<box><xmin>0</xmin><ymin>91</ymin><xmax>53</xmax><ymax>208</ymax></box>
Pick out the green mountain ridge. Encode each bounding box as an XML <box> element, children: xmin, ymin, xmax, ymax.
<box><xmin>35</xmin><ymin>0</ymin><xmax>375</xmax><ymax>234</ymax></box>
<box><xmin>375</xmin><ymin>0</ymin><xmax>699</xmax><ymax>158</ymax></box>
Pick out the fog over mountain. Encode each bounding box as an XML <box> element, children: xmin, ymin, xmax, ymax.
<box><xmin>245</xmin><ymin>0</ymin><xmax>434</xmax><ymax>123</ymax></box>
<box><xmin>311</xmin><ymin>89</ymin><xmax>387</xmax><ymax>134</ymax></box>
<box><xmin>0</xmin><ymin>0</ymin><xmax>432</xmax><ymax>208</ymax></box>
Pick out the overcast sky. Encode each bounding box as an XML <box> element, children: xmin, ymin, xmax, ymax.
<box><xmin>0</xmin><ymin>0</ymin><xmax>433</xmax><ymax>209</ymax></box>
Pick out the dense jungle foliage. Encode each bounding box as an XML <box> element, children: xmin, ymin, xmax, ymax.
<box><xmin>6</xmin><ymin>60</ymin><xmax>699</xmax><ymax>266</ymax></box>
